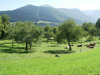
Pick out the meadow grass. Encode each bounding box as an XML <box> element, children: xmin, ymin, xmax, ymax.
<box><xmin>0</xmin><ymin>40</ymin><xmax>100</xmax><ymax>75</ymax></box>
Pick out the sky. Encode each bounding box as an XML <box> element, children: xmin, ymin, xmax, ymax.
<box><xmin>0</xmin><ymin>0</ymin><xmax>100</xmax><ymax>11</ymax></box>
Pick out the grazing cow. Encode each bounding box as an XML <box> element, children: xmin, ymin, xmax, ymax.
<box><xmin>88</xmin><ymin>46</ymin><xmax>94</xmax><ymax>48</ymax></box>
<box><xmin>65</xmin><ymin>47</ymin><xmax>69</xmax><ymax>49</ymax></box>
<box><xmin>86</xmin><ymin>44</ymin><xmax>95</xmax><ymax>48</ymax></box>
<box><xmin>55</xmin><ymin>55</ymin><xmax>59</xmax><ymax>57</ymax></box>
<box><xmin>77</xmin><ymin>44</ymin><xmax>82</xmax><ymax>47</ymax></box>
<box><xmin>89</xmin><ymin>42</ymin><xmax>96</xmax><ymax>46</ymax></box>
<box><xmin>90</xmin><ymin>44</ymin><xmax>95</xmax><ymax>46</ymax></box>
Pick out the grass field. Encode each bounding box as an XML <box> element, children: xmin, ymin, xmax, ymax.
<box><xmin>0</xmin><ymin>40</ymin><xmax>100</xmax><ymax>75</ymax></box>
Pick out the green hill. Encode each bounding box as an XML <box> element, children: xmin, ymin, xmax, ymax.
<box><xmin>0</xmin><ymin>5</ymin><xmax>69</xmax><ymax>23</ymax></box>
<box><xmin>59</xmin><ymin>8</ymin><xmax>96</xmax><ymax>24</ymax></box>
<box><xmin>0</xmin><ymin>5</ymin><xmax>96</xmax><ymax>24</ymax></box>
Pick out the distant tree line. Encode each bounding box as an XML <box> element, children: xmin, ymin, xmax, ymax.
<box><xmin>0</xmin><ymin>14</ymin><xmax>100</xmax><ymax>51</ymax></box>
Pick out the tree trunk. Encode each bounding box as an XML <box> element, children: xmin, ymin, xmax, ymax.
<box><xmin>26</xmin><ymin>41</ymin><xmax>28</xmax><ymax>51</ymax></box>
<box><xmin>68</xmin><ymin>42</ymin><xmax>71</xmax><ymax>50</ymax></box>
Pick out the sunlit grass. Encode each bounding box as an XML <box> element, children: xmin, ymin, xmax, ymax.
<box><xmin>0</xmin><ymin>40</ymin><xmax>100</xmax><ymax>75</ymax></box>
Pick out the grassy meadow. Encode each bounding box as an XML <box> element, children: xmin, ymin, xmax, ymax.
<box><xmin>0</xmin><ymin>40</ymin><xmax>100</xmax><ymax>75</ymax></box>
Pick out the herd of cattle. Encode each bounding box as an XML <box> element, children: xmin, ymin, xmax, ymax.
<box><xmin>55</xmin><ymin>42</ymin><xmax>96</xmax><ymax>57</ymax></box>
<box><xmin>65</xmin><ymin>42</ymin><xmax>96</xmax><ymax>49</ymax></box>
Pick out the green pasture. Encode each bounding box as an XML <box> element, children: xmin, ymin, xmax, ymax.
<box><xmin>0</xmin><ymin>40</ymin><xmax>100</xmax><ymax>75</ymax></box>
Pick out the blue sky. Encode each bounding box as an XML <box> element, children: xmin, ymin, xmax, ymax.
<box><xmin>0</xmin><ymin>0</ymin><xmax>100</xmax><ymax>11</ymax></box>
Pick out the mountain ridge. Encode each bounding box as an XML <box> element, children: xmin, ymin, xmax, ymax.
<box><xmin>0</xmin><ymin>4</ymin><xmax>96</xmax><ymax>24</ymax></box>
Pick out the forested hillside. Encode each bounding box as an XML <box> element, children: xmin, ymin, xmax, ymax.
<box><xmin>0</xmin><ymin>5</ymin><xmax>69</xmax><ymax>23</ymax></box>
<box><xmin>59</xmin><ymin>8</ymin><xmax>96</xmax><ymax>24</ymax></box>
<box><xmin>0</xmin><ymin>5</ymin><xmax>96</xmax><ymax>24</ymax></box>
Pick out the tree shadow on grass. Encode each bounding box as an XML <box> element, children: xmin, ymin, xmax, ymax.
<box><xmin>1</xmin><ymin>48</ymin><xmax>18</xmax><ymax>53</ymax></box>
<box><xmin>0</xmin><ymin>44</ymin><xmax>35</xmax><ymax>54</ymax></box>
<box><xmin>48</xmin><ymin>45</ymin><xmax>59</xmax><ymax>47</ymax></box>
<box><xmin>0</xmin><ymin>42</ymin><xmax>16</xmax><ymax>48</ymax></box>
<box><xmin>1</xmin><ymin>48</ymin><xmax>35</xmax><ymax>54</ymax></box>
<box><xmin>0</xmin><ymin>43</ymin><xmax>12</xmax><ymax>48</ymax></box>
<box><xmin>0</xmin><ymin>42</ymin><xmax>35</xmax><ymax>54</ymax></box>
<box><xmin>0</xmin><ymin>42</ymin><xmax>11</xmax><ymax>45</ymax></box>
<box><xmin>44</xmin><ymin>50</ymin><xmax>75</xmax><ymax>54</ymax></box>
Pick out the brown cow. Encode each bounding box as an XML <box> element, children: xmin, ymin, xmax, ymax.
<box><xmin>90</xmin><ymin>44</ymin><xmax>95</xmax><ymax>46</ymax></box>
<box><xmin>86</xmin><ymin>44</ymin><xmax>95</xmax><ymax>48</ymax></box>
<box><xmin>77</xmin><ymin>44</ymin><xmax>82</xmax><ymax>47</ymax></box>
<box><xmin>89</xmin><ymin>42</ymin><xmax>96</xmax><ymax>46</ymax></box>
<box><xmin>88</xmin><ymin>46</ymin><xmax>94</xmax><ymax>48</ymax></box>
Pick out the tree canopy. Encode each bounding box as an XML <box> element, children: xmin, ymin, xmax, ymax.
<box><xmin>56</xmin><ymin>19</ymin><xmax>82</xmax><ymax>50</ymax></box>
<box><xmin>96</xmin><ymin>18</ymin><xmax>100</xmax><ymax>29</ymax></box>
<box><xmin>0</xmin><ymin>14</ymin><xmax>10</xmax><ymax>39</ymax></box>
<box><xmin>8</xmin><ymin>21</ymin><xmax>43</xmax><ymax>51</ymax></box>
